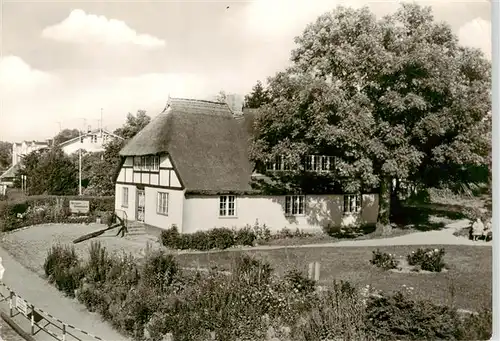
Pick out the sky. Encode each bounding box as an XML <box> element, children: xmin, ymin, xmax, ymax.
<box><xmin>0</xmin><ymin>0</ymin><xmax>492</xmax><ymax>142</ymax></box>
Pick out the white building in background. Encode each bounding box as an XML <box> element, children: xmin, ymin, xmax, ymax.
<box><xmin>114</xmin><ymin>97</ymin><xmax>379</xmax><ymax>235</ymax></box>
<box><xmin>0</xmin><ymin>140</ymin><xmax>51</xmax><ymax>186</ymax></box>
<box><xmin>58</xmin><ymin>128</ymin><xmax>123</xmax><ymax>155</ymax></box>
<box><xmin>11</xmin><ymin>140</ymin><xmax>51</xmax><ymax>166</ymax></box>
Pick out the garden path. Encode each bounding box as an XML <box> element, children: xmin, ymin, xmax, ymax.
<box><xmin>0</xmin><ymin>246</ymin><xmax>130</xmax><ymax>341</ymax></box>
<box><xmin>175</xmin><ymin>219</ymin><xmax>491</xmax><ymax>255</ymax></box>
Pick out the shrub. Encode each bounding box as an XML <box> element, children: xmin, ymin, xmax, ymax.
<box><xmin>365</xmin><ymin>291</ymin><xmax>462</xmax><ymax>340</ymax></box>
<box><xmin>456</xmin><ymin>309</ymin><xmax>492</xmax><ymax>340</ymax></box>
<box><xmin>207</xmin><ymin>228</ymin><xmax>235</xmax><ymax>250</ymax></box>
<box><xmin>251</xmin><ymin>221</ymin><xmax>271</xmax><ymax>242</ymax></box>
<box><xmin>141</xmin><ymin>250</ymin><xmax>179</xmax><ymax>291</ymax></box>
<box><xmin>284</xmin><ymin>268</ymin><xmax>316</xmax><ymax>294</ymax></box>
<box><xmin>233</xmin><ymin>254</ymin><xmax>273</xmax><ymax>286</ymax></box>
<box><xmin>407</xmin><ymin>248</ymin><xmax>446</xmax><ymax>272</ymax></box>
<box><xmin>160</xmin><ymin>225</ymin><xmax>181</xmax><ymax>249</ymax></box>
<box><xmin>43</xmin><ymin>244</ymin><xmax>82</xmax><ymax>296</ymax></box>
<box><xmin>234</xmin><ymin>226</ymin><xmax>257</xmax><ymax>246</ymax></box>
<box><xmin>370</xmin><ymin>249</ymin><xmax>398</xmax><ymax>270</ymax></box>
<box><xmin>86</xmin><ymin>241</ymin><xmax>113</xmax><ymax>284</ymax></box>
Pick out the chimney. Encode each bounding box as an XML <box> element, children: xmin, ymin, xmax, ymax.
<box><xmin>225</xmin><ymin>93</ymin><xmax>244</xmax><ymax>116</ymax></box>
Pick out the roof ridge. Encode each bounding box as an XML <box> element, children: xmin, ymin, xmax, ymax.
<box><xmin>170</xmin><ymin>97</ymin><xmax>228</xmax><ymax>105</ymax></box>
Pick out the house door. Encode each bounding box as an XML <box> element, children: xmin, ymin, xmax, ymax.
<box><xmin>136</xmin><ymin>189</ymin><xmax>145</xmax><ymax>222</ymax></box>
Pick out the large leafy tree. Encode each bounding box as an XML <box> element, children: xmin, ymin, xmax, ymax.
<box><xmin>114</xmin><ymin>110</ymin><xmax>151</xmax><ymax>140</ymax></box>
<box><xmin>250</xmin><ymin>4</ymin><xmax>491</xmax><ymax>226</ymax></box>
<box><xmin>53</xmin><ymin>128</ymin><xmax>80</xmax><ymax>146</ymax></box>
<box><xmin>244</xmin><ymin>80</ymin><xmax>271</xmax><ymax>109</ymax></box>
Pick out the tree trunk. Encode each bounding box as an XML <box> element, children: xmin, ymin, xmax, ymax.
<box><xmin>376</xmin><ymin>176</ymin><xmax>392</xmax><ymax>235</ymax></box>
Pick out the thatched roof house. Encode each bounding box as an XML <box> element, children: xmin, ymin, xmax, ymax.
<box><xmin>114</xmin><ymin>97</ymin><xmax>379</xmax><ymax>234</ymax></box>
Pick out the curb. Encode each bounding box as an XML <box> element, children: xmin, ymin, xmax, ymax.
<box><xmin>0</xmin><ymin>311</ymin><xmax>36</xmax><ymax>341</ymax></box>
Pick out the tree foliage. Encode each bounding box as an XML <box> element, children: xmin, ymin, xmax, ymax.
<box><xmin>16</xmin><ymin>147</ymin><xmax>78</xmax><ymax>195</ymax></box>
<box><xmin>0</xmin><ymin>141</ymin><xmax>12</xmax><ymax>170</ymax></box>
<box><xmin>114</xmin><ymin>110</ymin><xmax>151</xmax><ymax>140</ymax></box>
<box><xmin>214</xmin><ymin>90</ymin><xmax>227</xmax><ymax>103</ymax></box>
<box><xmin>53</xmin><ymin>129</ymin><xmax>80</xmax><ymax>146</ymax></box>
<box><xmin>244</xmin><ymin>80</ymin><xmax>271</xmax><ymax>108</ymax></box>
<box><xmin>249</xmin><ymin>4</ymin><xmax>491</xmax><ymax>225</ymax></box>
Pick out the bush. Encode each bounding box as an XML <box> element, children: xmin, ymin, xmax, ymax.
<box><xmin>365</xmin><ymin>291</ymin><xmax>462</xmax><ymax>340</ymax></box>
<box><xmin>370</xmin><ymin>249</ymin><xmax>398</xmax><ymax>270</ymax></box>
<box><xmin>407</xmin><ymin>248</ymin><xmax>446</xmax><ymax>272</ymax></box>
<box><xmin>284</xmin><ymin>268</ymin><xmax>316</xmax><ymax>294</ymax></box>
<box><xmin>234</xmin><ymin>226</ymin><xmax>257</xmax><ymax>246</ymax></box>
<box><xmin>43</xmin><ymin>244</ymin><xmax>82</xmax><ymax>296</ymax></box>
<box><xmin>141</xmin><ymin>250</ymin><xmax>179</xmax><ymax>291</ymax></box>
<box><xmin>207</xmin><ymin>228</ymin><xmax>235</xmax><ymax>250</ymax></box>
<box><xmin>160</xmin><ymin>226</ymin><xmax>256</xmax><ymax>251</ymax></box>
<box><xmin>160</xmin><ymin>225</ymin><xmax>181</xmax><ymax>249</ymax></box>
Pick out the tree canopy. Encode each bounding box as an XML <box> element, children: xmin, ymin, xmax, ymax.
<box><xmin>244</xmin><ymin>80</ymin><xmax>271</xmax><ymax>109</ymax></box>
<box><xmin>249</xmin><ymin>3</ymin><xmax>491</xmax><ymax>225</ymax></box>
<box><xmin>114</xmin><ymin>110</ymin><xmax>151</xmax><ymax>140</ymax></box>
<box><xmin>53</xmin><ymin>129</ymin><xmax>80</xmax><ymax>146</ymax></box>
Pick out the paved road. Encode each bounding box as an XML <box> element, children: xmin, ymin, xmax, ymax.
<box><xmin>0</xmin><ymin>247</ymin><xmax>130</xmax><ymax>341</ymax></box>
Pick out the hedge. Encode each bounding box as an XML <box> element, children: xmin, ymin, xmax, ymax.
<box><xmin>0</xmin><ymin>195</ymin><xmax>115</xmax><ymax>232</ymax></box>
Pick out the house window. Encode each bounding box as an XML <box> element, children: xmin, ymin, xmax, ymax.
<box><xmin>343</xmin><ymin>194</ymin><xmax>361</xmax><ymax>214</ymax></box>
<box><xmin>219</xmin><ymin>195</ymin><xmax>236</xmax><ymax>217</ymax></box>
<box><xmin>133</xmin><ymin>157</ymin><xmax>141</xmax><ymax>170</ymax></box>
<box><xmin>157</xmin><ymin>192</ymin><xmax>168</xmax><ymax>215</ymax></box>
<box><xmin>285</xmin><ymin>195</ymin><xmax>305</xmax><ymax>216</ymax></box>
<box><xmin>122</xmin><ymin>187</ymin><xmax>129</xmax><ymax>207</ymax></box>
<box><xmin>91</xmin><ymin>135</ymin><xmax>97</xmax><ymax>143</ymax></box>
<box><xmin>152</xmin><ymin>156</ymin><xmax>160</xmax><ymax>171</ymax></box>
<box><xmin>144</xmin><ymin>156</ymin><xmax>152</xmax><ymax>171</ymax></box>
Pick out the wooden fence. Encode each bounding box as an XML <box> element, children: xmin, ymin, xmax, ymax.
<box><xmin>0</xmin><ymin>282</ymin><xmax>105</xmax><ymax>341</ymax></box>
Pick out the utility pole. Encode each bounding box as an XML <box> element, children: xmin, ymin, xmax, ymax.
<box><xmin>100</xmin><ymin>108</ymin><xmax>103</xmax><ymax>136</ymax></box>
<box><xmin>78</xmin><ymin>118</ymin><xmax>86</xmax><ymax>196</ymax></box>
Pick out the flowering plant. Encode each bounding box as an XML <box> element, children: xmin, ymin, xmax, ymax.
<box><xmin>407</xmin><ymin>248</ymin><xmax>446</xmax><ymax>272</ymax></box>
<box><xmin>370</xmin><ymin>249</ymin><xmax>398</xmax><ymax>270</ymax></box>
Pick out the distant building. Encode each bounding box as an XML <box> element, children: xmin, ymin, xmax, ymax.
<box><xmin>58</xmin><ymin>128</ymin><xmax>123</xmax><ymax>155</ymax></box>
<box><xmin>0</xmin><ymin>129</ymin><xmax>124</xmax><ymax>186</ymax></box>
<box><xmin>0</xmin><ymin>140</ymin><xmax>51</xmax><ymax>186</ymax></box>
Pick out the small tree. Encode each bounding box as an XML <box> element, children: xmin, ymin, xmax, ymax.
<box><xmin>244</xmin><ymin>80</ymin><xmax>271</xmax><ymax>108</ymax></box>
<box><xmin>53</xmin><ymin>129</ymin><xmax>80</xmax><ymax>146</ymax></box>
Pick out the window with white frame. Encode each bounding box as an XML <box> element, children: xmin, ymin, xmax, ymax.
<box><xmin>219</xmin><ymin>195</ymin><xmax>236</xmax><ymax>217</ymax></box>
<box><xmin>285</xmin><ymin>195</ymin><xmax>305</xmax><ymax>216</ymax></box>
<box><xmin>343</xmin><ymin>194</ymin><xmax>361</xmax><ymax>214</ymax></box>
<box><xmin>133</xmin><ymin>156</ymin><xmax>160</xmax><ymax>172</ymax></box>
<box><xmin>157</xmin><ymin>192</ymin><xmax>169</xmax><ymax>215</ymax></box>
<box><xmin>152</xmin><ymin>156</ymin><xmax>160</xmax><ymax>171</ymax></box>
<box><xmin>121</xmin><ymin>187</ymin><xmax>129</xmax><ymax>207</ymax></box>
<box><xmin>305</xmin><ymin>155</ymin><xmax>335</xmax><ymax>172</ymax></box>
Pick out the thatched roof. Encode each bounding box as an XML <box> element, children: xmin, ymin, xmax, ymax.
<box><xmin>119</xmin><ymin>98</ymin><xmax>257</xmax><ymax>193</ymax></box>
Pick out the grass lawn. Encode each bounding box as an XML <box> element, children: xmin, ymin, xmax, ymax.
<box><xmin>175</xmin><ymin>244</ymin><xmax>492</xmax><ymax>312</ymax></box>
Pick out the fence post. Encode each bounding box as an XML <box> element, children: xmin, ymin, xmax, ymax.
<box><xmin>30</xmin><ymin>304</ymin><xmax>35</xmax><ymax>335</ymax></box>
<box><xmin>308</xmin><ymin>262</ymin><xmax>314</xmax><ymax>279</ymax></box>
<box><xmin>62</xmin><ymin>324</ymin><xmax>66</xmax><ymax>341</ymax></box>
<box><xmin>314</xmin><ymin>261</ymin><xmax>321</xmax><ymax>282</ymax></box>
<box><xmin>9</xmin><ymin>291</ymin><xmax>13</xmax><ymax>317</ymax></box>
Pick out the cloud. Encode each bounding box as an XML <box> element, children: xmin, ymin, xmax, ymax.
<box><xmin>0</xmin><ymin>57</ymin><xmax>242</xmax><ymax>141</ymax></box>
<box><xmin>457</xmin><ymin>18</ymin><xmax>492</xmax><ymax>60</ymax></box>
<box><xmin>42</xmin><ymin>9</ymin><xmax>165</xmax><ymax>49</ymax></box>
<box><xmin>0</xmin><ymin>56</ymin><xmax>55</xmax><ymax>92</ymax></box>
